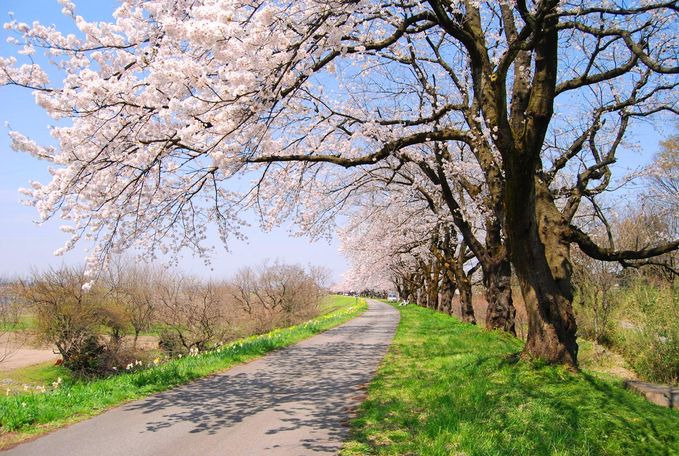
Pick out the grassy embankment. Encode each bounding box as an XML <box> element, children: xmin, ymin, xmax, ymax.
<box><xmin>319</xmin><ymin>293</ymin><xmax>361</xmax><ymax>314</ymax></box>
<box><xmin>1</xmin><ymin>364</ymin><xmax>71</xmax><ymax>389</ymax></box>
<box><xmin>0</xmin><ymin>295</ymin><xmax>366</xmax><ymax>448</ymax></box>
<box><xmin>342</xmin><ymin>303</ymin><xmax>678</xmax><ymax>456</ymax></box>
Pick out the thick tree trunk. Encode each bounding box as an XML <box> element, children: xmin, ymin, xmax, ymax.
<box><xmin>450</xmin><ymin>254</ymin><xmax>476</xmax><ymax>324</ymax></box>
<box><xmin>395</xmin><ymin>282</ymin><xmax>404</xmax><ymax>302</ymax></box>
<box><xmin>405</xmin><ymin>287</ymin><xmax>415</xmax><ymax>304</ymax></box>
<box><xmin>483</xmin><ymin>259</ymin><xmax>515</xmax><ymax>334</ymax></box>
<box><xmin>505</xmin><ymin>166</ymin><xmax>578</xmax><ymax>366</ymax></box>
<box><xmin>416</xmin><ymin>265</ymin><xmax>432</xmax><ymax>308</ymax></box>
<box><xmin>438</xmin><ymin>270</ymin><xmax>456</xmax><ymax>314</ymax></box>
<box><xmin>427</xmin><ymin>260</ymin><xmax>440</xmax><ymax>309</ymax></box>
<box><xmin>514</xmin><ymin>239</ymin><xmax>578</xmax><ymax>366</ymax></box>
<box><xmin>401</xmin><ymin>276</ymin><xmax>417</xmax><ymax>304</ymax></box>
<box><xmin>416</xmin><ymin>287</ymin><xmax>427</xmax><ymax>307</ymax></box>
<box><xmin>457</xmin><ymin>276</ymin><xmax>476</xmax><ymax>324</ymax></box>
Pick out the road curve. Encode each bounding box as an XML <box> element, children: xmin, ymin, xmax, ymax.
<box><xmin>4</xmin><ymin>299</ymin><xmax>399</xmax><ymax>456</ymax></box>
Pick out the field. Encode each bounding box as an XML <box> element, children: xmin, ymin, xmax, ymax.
<box><xmin>319</xmin><ymin>294</ymin><xmax>360</xmax><ymax>314</ymax></box>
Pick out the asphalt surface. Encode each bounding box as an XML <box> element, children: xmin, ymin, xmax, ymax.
<box><xmin>4</xmin><ymin>299</ymin><xmax>399</xmax><ymax>456</ymax></box>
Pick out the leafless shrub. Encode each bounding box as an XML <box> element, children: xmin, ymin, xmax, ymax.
<box><xmin>156</xmin><ymin>273</ymin><xmax>232</xmax><ymax>354</ymax></box>
<box><xmin>105</xmin><ymin>258</ymin><xmax>158</xmax><ymax>348</ymax></box>
<box><xmin>13</xmin><ymin>266</ymin><xmax>143</xmax><ymax>376</ymax></box>
<box><xmin>13</xmin><ymin>260</ymin><xmax>330</xmax><ymax>369</ymax></box>
<box><xmin>572</xmin><ymin>252</ymin><xmax>619</xmax><ymax>345</ymax></box>
<box><xmin>231</xmin><ymin>262</ymin><xmax>327</xmax><ymax>333</ymax></box>
<box><xmin>14</xmin><ymin>266</ymin><xmax>105</xmax><ymax>370</ymax></box>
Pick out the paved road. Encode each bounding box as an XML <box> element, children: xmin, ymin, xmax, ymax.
<box><xmin>4</xmin><ymin>299</ymin><xmax>399</xmax><ymax>456</ymax></box>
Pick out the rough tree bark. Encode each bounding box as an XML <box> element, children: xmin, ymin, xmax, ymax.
<box><xmin>428</xmin><ymin>259</ymin><xmax>440</xmax><ymax>309</ymax></box>
<box><xmin>448</xmin><ymin>243</ymin><xmax>475</xmax><ymax>324</ymax></box>
<box><xmin>438</xmin><ymin>269</ymin><xmax>456</xmax><ymax>314</ymax></box>
<box><xmin>483</xmin><ymin>258</ymin><xmax>515</xmax><ymax>334</ymax></box>
<box><xmin>506</xmin><ymin>166</ymin><xmax>578</xmax><ymax>365</ymax></box>
<box><xmin>500</xmin><ymin>11</ymin><xmax>578</xmax><ymax>366</ymax></box>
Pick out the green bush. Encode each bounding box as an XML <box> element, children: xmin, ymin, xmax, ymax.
<box><xmin>573</xmin><ymin>267</ymin><xmax>678</xmax><ymax>385</ymax></box>
<box><xmin>613</xmin><ymin>279</ymin><xmax>678</xmax><ymax>384</ymax></box>
<box><xmin>573</xmin><ymin>286</ymin><xmax>620</xmax><ymax>346</ymax></box>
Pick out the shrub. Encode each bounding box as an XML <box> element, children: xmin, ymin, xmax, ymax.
<box><xmin>15</xmin><ymin>267</ymin><xmax>143</xmax><ymax>377</ymax></box>
<box><xmin>231</xmin><ymin>262</ymin><xmax>327</xmax><ymax>332</ymax></box>
<box><xmin>16</xmin><ymin>267</ymin><xmax>104</xmax><ymax>368</ymax></box>
<box><xmin>613</xmin><ymin>279</ymin><xmax>679</xmax><ymax>384</ymax></box>
<box><xmin>572</xmin><ymin>254</ymin><xmax>619</xmax><ymax>345</ymax></box>
<box><xmin>105</xmin><ymin>259</ymin><xmax>158</xmax><ymax>348</ymax></box>
<box><xmin>14</xmin><ymin>261</ymin><xmax>332</xmax><ymax>376</ymax></box>
<box><xmin>156</xmin><ymin>276</ymin><xmax>232</xmax><ymax>354</ymax></box>
<box><xmin>62</xmin><ymin>335</ymin><xmax>106</xmax><ymax>376</ymax></box>
<box><xmin>157</xmin><ymin>329</ymin><xmax>186</xmax><ymax>357</ymax></box>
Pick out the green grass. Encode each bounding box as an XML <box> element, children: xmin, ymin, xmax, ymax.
<box><xmin>319</xmin><ymin>294</ymin><xmax>360</xmax><ymax>314</ymax></box>
<box><xmin>0</xmin><ymin>315</ymin><xmax>35</xmax><ymax>332</ymax></box>
<box><xmin>0</xmin><ymin>296</ymin><xmax>366</xmax><ymax>447</ymax></box>
<box><xmin>341</xmin><ymin>304</ymin><xmax>679</xmax><ymax>456</ymax></box>
<box><xmin>1</xmin><ymin>362</ymin><xmax>71</xmax><ymax>389</ymax></box>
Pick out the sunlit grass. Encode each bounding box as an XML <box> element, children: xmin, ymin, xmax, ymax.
<box><xmin>0</xmin><ymin>315</ymin><xmax>35</xmax><ymax>332</ymax></box>
<box><xmin>319</xmin><ymin>293</ymin><xmax>359</xmax><ymax>314</ymax></box>
<box><xmin>1</xmin><ymin>362</ymin><xmax>71</xmax><ymax>390</ymax></box>
<box><xmin>342</xmin><ymin>304</ymin><xmax>679</xmax><ymax>456</ymax></box>
<box><xmin>0</xmin><ymin>295</ymin><xmax>366</xmax><ymax>447</ymax></box>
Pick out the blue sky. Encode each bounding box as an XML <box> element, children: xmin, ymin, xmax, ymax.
<box><xmin>0</xmin><ymin>1</ymin><xmax>670</xmax><ymax>283</ymax></box>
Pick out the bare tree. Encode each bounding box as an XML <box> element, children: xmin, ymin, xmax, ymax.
<box><xmin>231</xmin><ymin>262</ymin><xmax>327</xmax><ymax>331</ymax></box>
<box><xmin>106</xmin><ymin>258</ymin><xmax>158</xmax><ymax>348</ymax></box>
<box><xmin>156</xmin><ymin>273</ymin><xmax>231</xmax><ymax>353</ymax></box>
<box><xmin>15</xmin><ymin>267</ymin><xmax>103</xmax><ymax>366</ymax></box>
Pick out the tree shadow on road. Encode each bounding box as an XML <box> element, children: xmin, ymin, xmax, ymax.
<box><xmin>123</xmin><ymin>308</ymin><xmax>398</xmax><ymax>453</ymax></box>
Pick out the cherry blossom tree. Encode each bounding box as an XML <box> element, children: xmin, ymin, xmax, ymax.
<box><xmin>339</xmin><ymin>173</ymin><xmax>482</xmax><ymax>322</ymax></box>
<box><xmin>2</xmin><ymin>0</ymin><xmax>678</xmax><ymax>366</ymax></box>
<box><xmin>338</xmin><ymin>183</ymin><xmax>438</xmax><ymax>300</ymax></box>
<box><xmin>329</xmin><ymin>144</ymin><xmax>515</xmax><ymax>329</ymax></box>
<box><xmin>646</xmin><ymin>131</ymin><xmax>679</xmax><ymax>225</ymax></box>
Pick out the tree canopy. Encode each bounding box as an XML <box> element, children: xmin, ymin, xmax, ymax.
<box><xmin>2</xmin><ymin>0</ymin><xmax>678</xmax><ymax>366</ymax></box>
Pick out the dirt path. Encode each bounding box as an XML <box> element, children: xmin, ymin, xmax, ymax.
<box><xmin>3</xmin><ymin>299</ymin><xmax>399</xmax><ymax>455</ymax></box>
<box><xmin>0</xmin><ymin>334</ymin><xmax>160</xmax><ymax>372</ymax></box>
<box><xmin>0</xmin><ymin>333</ymin><xmax>58</xmax><ymax>372</ymax></box>
<box><xmin>0</xmin><ymin>348</ymin><xmax>59</xmax><ymax>372</ymax></box>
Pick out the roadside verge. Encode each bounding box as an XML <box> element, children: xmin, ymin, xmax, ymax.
<box><xmin>0</xmin><ymin>297</ymin><xmax>367</xmax><ymax>449</ymax></box>
<box><xmin>341</xmin><ymin>303</ymin><xmax>679</xmax><ymax>455</ymax></box>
